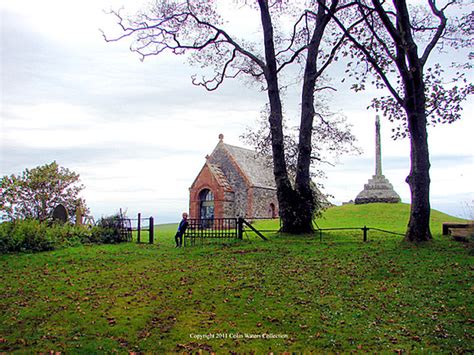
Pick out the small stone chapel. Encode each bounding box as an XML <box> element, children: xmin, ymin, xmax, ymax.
<box><xmin>189</xmin><ymin>134</ymin><xmax>279</xmax><ymax>220</ymax></box>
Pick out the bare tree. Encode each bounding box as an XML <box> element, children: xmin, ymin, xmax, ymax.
<box><xmin>320</xmin><ymin>0</ymin><xmax>473</xmax><ymax>241</ymax></box>
<box><xmin>103</xmin><ymin>0</ymin><xmax>357</xmax><ymax>233</ymax></box>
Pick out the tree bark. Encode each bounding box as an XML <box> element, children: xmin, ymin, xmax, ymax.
<box><xmin>294</xmin><ymin>2</ymin><xmax>335</xmax><ymax>233</ymax></box>
<box><xmin>403</xmin><ymin>72</ymin><xmax>432</xmax><ymax>241</ymax></box>
<box><xmin>405</xmin><ymin>113</ymin><xmax>432</xmax><ymax>242</ymax></box>
<box><xmin>393</xmin><ymin>0</ymin><xmax>433</xmax><ymax>241</ymax></box>
<box><xmin>257</xmin><ymin>0</ymin><xmax>297</xmax><ymax>232</ymax></box>
<box><xmin>258</xmin><ymin>0</ymin><xmax>338</xmax><ymax>234</ymax></box>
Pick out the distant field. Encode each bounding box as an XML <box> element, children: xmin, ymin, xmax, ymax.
<box><xmin>0</xmin><ymin>203</ymin><xmax>472</xmax><ymax>353</ymax></box>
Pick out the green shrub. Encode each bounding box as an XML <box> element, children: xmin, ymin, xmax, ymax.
<box><xmin>94</xmin><ymin>214</ymin><xmax>129</xmax><ymax>244</ymax></box>
<box><xmin>0</xmin><ymin>215</ymin><xmax>131</xmax><ymax>254</ymax></box>
<box><xmin>0</xmin><ymin>214</ymin><xmax>131</xmax><ymax>253</ymax></box>
<box><xmin>0</xmin><ymin>219</ymin><xmax>54</xmax><ymax>253</ymax></box>
<box><xmin>0</xmin><ymin>220</ymin><xmax>93</xmax><ymax>253</ymax></box>
<box><xmin>0</xmin><ymin>221</ymin><xmax>16</xmax><ymax>252</ymax></box>
<box><xmin>46</xmin><ymin>223</ymin><xmax>87</xmax><ymax>248</ymax></box>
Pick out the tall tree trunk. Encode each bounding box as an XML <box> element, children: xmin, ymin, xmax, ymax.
<box><xmin>257</xmin><ymin>0</ymin><xmax>297</xmax><ymax>232</ymax></box>
<box><xmin>394</xmin><ymin>0</ymin><xmax>433</xmax><ymax>242</ymax></box>
<box><xmin>404</xmin><ymin>83</ymin><xmax>432</xmax><ymax>242</ymax></box>
<box><xmin>258</xmin><ymin>0</ymin><xmax>338</xmax><ymax>233</ymax></box>
<box><xmin>295</xmin><ymin>2</ymin><xmax>334</xmax><ymax>233</ymax></box>
<box><xmin>295</xmin><ymin>54</ymin><xmax>317</xmax><ymax>233</ymax></box>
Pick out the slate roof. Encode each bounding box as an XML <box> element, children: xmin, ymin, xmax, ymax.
<box><xmin>219</xmin><ymin>143</ymin><xmax>276</xmax><ymax>189</ymax></box>
<box><xmin>189</xmin><ymin>162</ymin><xmax>234</xmax><ymax>192</ymax></box>
<box><xmin>207</xmin><ymin>163</ymin><xmax>233</xmax><ymax>192</ymax></box>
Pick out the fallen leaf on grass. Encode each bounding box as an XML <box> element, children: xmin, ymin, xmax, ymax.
<box><xmin>116</xmin><ymin>337</ymin><xmax>129</xmax><ymax>347</ymax></box>
<box><xmin>176</xmin><ymin>342</ymin><xmax>214</xmax><ymax>352</ymax></box>
<box><xmin>266</xmin><ymin>316</ymin><xmax>280</xmax><ymax>323</ymax></box>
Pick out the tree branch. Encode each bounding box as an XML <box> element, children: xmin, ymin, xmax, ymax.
<box><xmin>103</xmin><ymin>5</ymin><xmax>267</xmax><ymax>81</ymax></box>
<box><xmin>191</xmin><ymin>48</ymin><xmax>239</xmax><ymax>91</ymax></box>
<box><xmin>317</xmin><ymin>0</ymin><xmax>404</xmax><ymax>105</ymax></box>
<box><xmin>420</xmin><ymin>0</ymin><xmax>450</xmax><ymax>66</ymax></box>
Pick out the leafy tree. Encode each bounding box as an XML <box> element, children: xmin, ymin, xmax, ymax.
<box><xmin>0</xmin><ymin>162</ymin><xmax>87</xmax><ymax>222</ymax></box>
<box><xmin>241</xmin><ymin>99</ymin><xmax>360</xmax><ymax>191</ymax></box>
<box><xmin>104</xmin><ymin>0</ymin><xmax>359</xmax><ymax>233</ymax></box>
<box><xmin>321</xmin><ymin>0</ymin><xmax>473</xmax><ymax>241</ymax></box>
<box><xmin>241</xmin><ymin>101</ymin><xmax>360</xmax><ymax>220</ymax></box>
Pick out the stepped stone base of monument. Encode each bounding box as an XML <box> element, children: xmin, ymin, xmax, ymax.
<box><xmin>355</xmin><ymin>174</ymin><xmax>401</xmax><ymax>204</ymax></box>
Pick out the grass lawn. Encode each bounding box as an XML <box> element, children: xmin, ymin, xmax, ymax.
<box><xmin>0</xmin><ymin>203</ymin><xmax>472</xmax><ymax>353</ymax></box>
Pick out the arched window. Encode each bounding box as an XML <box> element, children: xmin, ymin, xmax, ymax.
<box><xmin>199</xmin><ymin>189</ymin><xmax>214</xmax><ymax>220</ymax></box>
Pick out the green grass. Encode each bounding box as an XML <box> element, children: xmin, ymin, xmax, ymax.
<box><xmin>317</xmin><ymin>202</ymin><xmax>464</xmax><ymax>232</ymax></box>
<box><xmin>0</xmin><ymin>203</ymin><xmax>472</xmax><ymax>353</ymax></box>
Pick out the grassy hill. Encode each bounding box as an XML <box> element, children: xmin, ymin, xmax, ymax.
<box><xmin>250</xmin><ymin>203</ymin><xmax>467</xmax><ymax>240</ymax></box>
<box><xmin>0</xmin><ymin>203</ymin><xmax>472</xmax><ymax>353</ymax></box>
<box><xmin>318</xmin><ymin>202</ymin><xmax>466</xmax><ymax>232</ymax></box>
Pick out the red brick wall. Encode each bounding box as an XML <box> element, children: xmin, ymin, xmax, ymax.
<box><xmin>189</xmin><ymin>164</ymin><xmax>226</xmax><ymax>219</ymax></box>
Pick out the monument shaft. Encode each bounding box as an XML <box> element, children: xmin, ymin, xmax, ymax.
<box><xmin>375</xmin><ymin>115</ymin><xmax>382</xmax><ymax>176</ymax></box>
<box><xmin>354</xmin><ymin>115</ymin><xmax>401</xmax><ymax>204</ymax></box>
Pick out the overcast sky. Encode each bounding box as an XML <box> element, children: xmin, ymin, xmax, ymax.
<box><xmin>1</xmin><ymin>0</ymin><xmax>473</xmax><ymax>223</ymax></box>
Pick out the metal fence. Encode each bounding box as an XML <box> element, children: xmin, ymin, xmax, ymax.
<box><xmin>315</xmin><ymin>226</ymin><xmax>404</xmax><ymax>242</ymax></box>
<box><xmin>184</xmin><ymin>218</ymin><xmax>240</xmax><ymax>246</ymax></box>
<box><xmin>182</xmin><ymin>216</ymin><xmax>406</xmax><ymax>246</ymax></box>
<box><xmin>183</xmin><ymin>217</ymin><xmax>269</xmax><ymax>247</ymax></box>
<box><xmin>130</xmin><ymin>213</ymin><xmax>154</xmax><ymax>244</ymax></box>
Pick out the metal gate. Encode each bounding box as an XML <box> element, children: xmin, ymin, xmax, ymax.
<box><xmin>183</xmin><ymin>218</ymin><xmax>267</xmax><ymax>246</ymax></box>
<box><xmin>131</xmin><ymin>213</ymin><xmax>155</xmax><ymax>244</ymax></box>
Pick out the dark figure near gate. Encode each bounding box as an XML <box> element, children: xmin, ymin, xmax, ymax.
<box><xmin>175</xmin><ymin>212</ymin><xmax>189</xmax><ymax>247</ymax></box>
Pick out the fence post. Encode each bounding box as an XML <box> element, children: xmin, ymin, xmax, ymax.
<box><xmin>237</xmin><ymin>217</ymin><xmax>243</xmax><ymax>240</ymax></box>
<box><xmin>137</xmin><ymin>213</ymin><xmax>141</xmax><ymax>243</ymax></box>
<box><xmin>362</xmin><ymin>225</ymin><xmax>368</xmax><ymax>242</ymax></box>
<box><xmin>149</xmin><ymin>216</ymin><xmax>154</xmax><ymax>244</ymax></box>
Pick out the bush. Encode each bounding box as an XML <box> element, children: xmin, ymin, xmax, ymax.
<box><xmin>0</xmin><ymin>214</ymin><xmax>132</xmax><ymax>253</ymax></box>
<box><xmin>0</xmin><ymin>220</ymin><xmax>92</xmax><ymax>253</ymax></box>
<box><xmin>45</xmin><ymin>223</ymin><xmax>88</xmax><ymax>249</ymax></box>
<box><xmin>93</xmin><ymin>214</ymin><xmax>130</xmax><ymax>244</ymax></box>
<box><xmin>0</xmin><ymin>219</ymin><xmax>55</xmax><ymax>253</ymax></box>
<box><xmin>0</xmin><ymin>222</ymin><xmax>14</xmax><ymax>252</ymax></box>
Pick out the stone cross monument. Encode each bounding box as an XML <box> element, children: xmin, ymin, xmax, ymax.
<box><xmin>375</xmin><ymin>115</ymin><xmax>382</xmax><ymax>176</ymax></box>
<box><xmin>355</xmin><ymin>115</ymin><xmax>401</xmax><ymax>204</ymax></box>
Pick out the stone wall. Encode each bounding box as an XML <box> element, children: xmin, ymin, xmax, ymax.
<box><xmin>223</xmin><ymin>191</ymin><xmax>236</xmax><ymax>218</ymax></box>
<box><xmin>251</xmin><ymin>187</ymin><xmax>279</xmax><ymax>219</ymax></box>
<box><xmin>209</xmin><ymin>146</ymin><xmax>248</xmax><ymax>218</ymax></box>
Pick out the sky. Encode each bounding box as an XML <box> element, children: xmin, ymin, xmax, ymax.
<box><xmin>1</xmin><ymin>0</ymin><xmax>473</xmax><ymax>223</ymax></box>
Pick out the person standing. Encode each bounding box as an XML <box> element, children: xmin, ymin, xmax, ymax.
<box><xmin>175</xmin><ymin>212</ymin><xmax>189</xmax><ymax>247</ymax></box>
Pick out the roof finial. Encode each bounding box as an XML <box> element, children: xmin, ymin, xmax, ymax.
<box><xmin>218</xmin><ymin>133</ymin><xmax>224</xmax><ymax>142</ymax></box>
